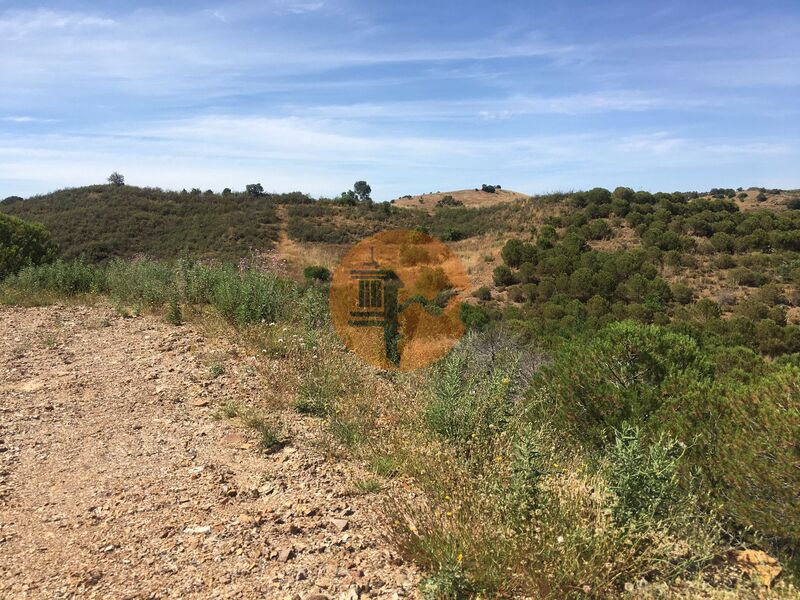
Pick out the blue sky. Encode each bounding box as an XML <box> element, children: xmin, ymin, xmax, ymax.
<box><xmin>1</xmin><ymin>0</ymin><xmax>798</xmax><ymax>200</ymax></box>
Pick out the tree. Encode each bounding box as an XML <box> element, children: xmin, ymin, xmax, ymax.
<box><xmin>222</xmin><ymin>188</ymin><xmax>232</xmax><ymax>196</ymax></box>
<box><xmin>107</xmin><ymin>172</ymin><xmax>125</xmax><ymax>186</ymax></box>
<box><xmin>353</xmin><ymin>181</ymin><xmax>372</xmax><ymax>204</ymax></box>
<box><xmin>246</xmin><ymin>183</ymin><xmax>264</xmax><ymax>197</ymax></box>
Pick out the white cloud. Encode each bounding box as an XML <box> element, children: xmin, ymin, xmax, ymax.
<box><xmin>2</xmin><ymin>115</ymin><xmax>55</xmax><ymax>123</ymax></box>
<box><xmin>2</xmin><ymin>115</ymin><xmax>795</xmax><ymax>200</ymax></box>
<box><xmin>0</xmin><ymin>8</ymin><xmax>115</xmax><ymax>39</ymax></box>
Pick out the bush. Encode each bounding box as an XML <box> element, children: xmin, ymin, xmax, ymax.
<box><xmin>0</xmin><ymin>213</ymin><xmax>57</xmax><ymax>279</ymax></box>
<box><xmin>492</xmin><ymin>265</ymin><xmax>517</xmax><ymax>287</ymax></box>
<box><xmin>658</xmin><ymin>367</ymin><xmax>800</xmax><ymax>545</ymax></box>
<box><xmin>472</xmin><ymin>286</ymin><xmax>491</xmax><ymax>301</ymax></box>
<box><xmin>2</xmin><ymin>259</ymin><xmax>106</xmax><ymax>298</ymax></box>
<box><xmin>606</xmin><ymin>423</ymin><xmax>684</xmax><ymax>528</ymax></box>
<box><xmin>731</xmin><ymin>267</ymin><xmax>769</xmax><ymax>287</ymax></box>
<box><xmin>671</xmin><ymin>283</ymin><xmax>694</xmax><ymax>305</ymax></box>
<box><xmin>303</xmin><ymin>265</ymin><xmax>331</xmax><ymax>282</ymax></box>
<box><xmin>527</xmin><ymin>321</ymin><xmax>711</xmax><ymax>447</ymax></box>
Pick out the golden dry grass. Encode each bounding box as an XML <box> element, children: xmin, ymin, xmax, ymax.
<box><xmin>392</xmin><ymin>188</ymin><xmax>529</xmax><ymax>212</ymax></box>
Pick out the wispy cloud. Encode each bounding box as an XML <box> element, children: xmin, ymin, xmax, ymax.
<box><xmin>0</xmin><ymin>8</ymin><xmax>115</xmax><ymax>39</ymax></box>
<box><xmin>0</xmin><ymin>1</ymin><xmax>797</xmax><ymax>198</ymax></box>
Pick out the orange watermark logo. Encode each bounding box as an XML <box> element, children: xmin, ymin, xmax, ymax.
<box><xmin>330</xmin><ymin>229</ymin><xmax>467</xmax><ymax>370</ymax></box>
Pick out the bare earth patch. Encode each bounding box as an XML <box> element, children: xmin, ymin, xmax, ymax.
<box><xmin>0</xmin><ymin>305</ymin><xmax>416</xmax><ymax>599</ymax></box>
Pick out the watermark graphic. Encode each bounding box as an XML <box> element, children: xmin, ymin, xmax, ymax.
<box><xmin>330</xmin><ymin>230</ymin><xmax>467</xmax><ymax>370</ymax></box>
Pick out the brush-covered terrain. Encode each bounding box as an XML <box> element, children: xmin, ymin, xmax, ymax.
<box><xmin>1</xmin><ymin>182</ymin><xmax>800</xmax><ymax>598</ymax></box>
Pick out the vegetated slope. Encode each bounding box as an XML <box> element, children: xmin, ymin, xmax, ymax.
<box><xmin>392</xmin><ymin>187</ymin><xmax>528</xmax><ymax>211</ymax></box>
<box><xmin>0</xmin><ymin>185</ymin><xmax>302</xmax><ymax>262</ymax></box>
<box><xmin>469</xmin><ymin>186</ymin><xmax>800</xmax><ymax>357</ymax></box>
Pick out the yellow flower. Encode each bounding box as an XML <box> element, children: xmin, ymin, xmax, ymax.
<box><xmin>444</xmin><ymin>495</ymin><xmax>450</xmax><ymax>501</ymax></box>
<box><xmin>457</xmin><ymin>553</ymin><xmax>463</xmax><ymax>562</ymax></box>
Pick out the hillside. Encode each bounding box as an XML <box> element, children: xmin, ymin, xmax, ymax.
<box><xmin>0</xmin><ymin>185</ymin><xmax>305</xmax><ymax>262</ymax></box>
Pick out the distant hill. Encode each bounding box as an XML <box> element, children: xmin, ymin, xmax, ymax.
<box><xmin>393</xmin><ymin>187</ymin><xmax>528</xmax><ymax>212</ymax></box>
<box><xmin>0</xmin><ymin>185</ymin><xmax>310</xmax><ymax>262</ymax></box>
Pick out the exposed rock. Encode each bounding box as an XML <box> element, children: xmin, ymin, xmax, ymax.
<box><xmin>731</xmin><ymin>549</ymin><xmax>782</xmax><ymax>587</ymax></box>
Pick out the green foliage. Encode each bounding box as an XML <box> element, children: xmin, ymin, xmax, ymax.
<box><xmin>460</xmin><ymin>302</ymin><xmax>491</xmax><ymax>330</ymax></box>
<box><xmin>303</xmin><ymin>265</ymin><xmax>331</xmax><ymax>282</ymax></box>
<box><xmin>165</xmin><ymin>296</ymin><xmax>183</xmax><ymax>325</ymax></box>
<box><xmin>472</xmin><ymin>286</ymin><xmax>491</xmax><ymax>301</ymax></box>
<box><xmin>420</xmin><ymin>564</ymin><xmax>472</xmax><ymax>600</ymax></box>
<box><xmin>245</xmin><ymin>183</ymin><xmax>264</xmax><ymax>197</ymax></box>
<box><xmin>2</xmin><ymin>258</ymin><xmax>298</xmax><ymax>329</ymax></box>
<box><xmin>658</xmin><ymin>367</ymin><xmax>800</xmax><ymax>545</ymax></box>
<box><xmin>436</xmin><ymin>195</ymin><xmax>463</xmax><ymax>207</ymax></box>
<box><xmin>424</xmin><ymin>336</ymin><xmax>518</xmax><ymax>449</ymax></box>
<box><xmin>492</xmin><ymin>265</ymin><xmax>516</xmax><ymax>286</ymax></box>
<box><xmin>606</xmin><ymin>423</ymin><xmax>684</xmax><ymax>528</ymax></box>
<box><xmin>528</xmin><ymin>321</ymin><xmax>711</xmax><ymax>447</ymax></box>
<box><xmin>2</xmin><ymin>259</ymin><xmax>105</xmax><ymax>298</ymax></box>
<box><xmin>0</xmin><ymin>184</ymin><xmax>285</xmax><ymax>261</ymax></box>
<box><xmin>0</xmin><ymin>213</ymin><xmax>57</xmax><ymax>279</ymax></box>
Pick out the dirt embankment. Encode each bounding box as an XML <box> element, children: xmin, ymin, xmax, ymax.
<box><xmin>0</xmin><ymin>305</ymin><xmax>417</xmax><ymax>599</ymax></box>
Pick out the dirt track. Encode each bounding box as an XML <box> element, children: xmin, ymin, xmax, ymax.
<box><xmin>0</xmin><ymin>305</ymin><xmax>417</xmax><ymax>599</ymax></box>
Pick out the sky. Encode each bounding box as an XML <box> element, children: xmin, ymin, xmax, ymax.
<box><xmin>1</xmin><ymin>0</ymin><xmax>799</xmax><ymax>200</ymax></box>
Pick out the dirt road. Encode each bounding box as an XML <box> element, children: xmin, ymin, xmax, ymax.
<box><xmin>0</xmin><ymin>305</ymin><xmax>416</xmax><ymax>599</ymax></box>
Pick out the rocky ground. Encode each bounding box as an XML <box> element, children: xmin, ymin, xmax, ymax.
<box><xmin>0</xmin><ymin>305</ymin><xmax>418</xmax><ymax>599</ymax></box>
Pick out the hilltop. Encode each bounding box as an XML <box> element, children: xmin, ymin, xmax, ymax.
<box><xmin>392</xmin><ymin>186</ymin><xmax>528</xmax><ymax>212</ymax></box>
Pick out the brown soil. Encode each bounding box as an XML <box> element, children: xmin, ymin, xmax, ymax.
<box><xmin>0</xmin><ymin>305</ymin><xmax>417</xmax><ymax>599</ymax></box>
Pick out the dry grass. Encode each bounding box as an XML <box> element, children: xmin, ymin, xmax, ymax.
<box><xmin>393</xmin><ymin>188</ymin><xmax>529</xmax><ymax>212</ymax></box>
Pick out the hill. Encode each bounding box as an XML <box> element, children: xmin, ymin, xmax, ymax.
<box><xmin>0</xmin><ymin>185</ymin><xmax>307</xmax><ymax>262</ymax></box>
<box><xmin>392</xmin><ymin>187</ymin><xmax>528</xmax><ymax>212</ymax></box>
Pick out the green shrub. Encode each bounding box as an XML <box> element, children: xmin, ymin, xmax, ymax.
<box><xmin>2</xmin><ymin>260</ymin><xmax>106</xmax><ymax>297</ymax></box>
<box><xmin>106</xmin><ymin>260</ymin><xmax>176</xmax><ymax>306</ymax></box>
<box><xmin>165</xmin><ymin>296</ymin><xmax>183</xmax><ymax>325</ymax></box>
<box><xmin>527</xmin><ymin>321</ymin><xmax>711</xmax><ymax>447</ymax></box>
<box><xmin>472</xmin><ymin>286</ymin><xmax>491</xmax><ymax>301</ymax></box>
<box><xmin>606</xmin><ymin>424</ymin><xmax>684</xmax><ymax>528</ymax></box>
<box><xmin>303</xmin><ymin>265</ymin><xmax>331</xmax><ymax>282</ymax></box>
<box><xmin>0</xmin><ymin>213</ymin><xmax>57</xmax><ymax>279</ymax></box>
<box><xmin>658</xmin><ymin>367</ymin><xmax>800</xmax><ymax>545</ymax></box>
<box><xmin>210</xmin><ymin>267</ymin><xmax>297</xmax><ymax>326</ymax></box>
<box><xmin>492</xmin><ymin>265</ymin><xmax>517</xmax><ymax>286</ymax></box>
<box><xmin>424</xmin><ymin>336</ymin><xmax>517</xmax><ymax>448</ymax></box>
<box><xmin>731</xmin><ymin>267</ymin><xmax>769</xmax><ymax>287</ymax></box>
<box><xmin>671</xmin><ymin>283</ymin><xmax>694</xmax><ymax>305</ymax></box>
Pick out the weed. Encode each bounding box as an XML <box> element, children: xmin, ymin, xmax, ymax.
<box><xmin>420</xmin><ymin>563</ymin><xmax>472</xmax><ymax>600</ymax></box>
<box><xmin>353</xmin><ymin>478</ymin><xmax>382</xmax><ymax>494</ymax></box>
<box><xmin>165</xmin><ymin>296</ymin><xmax>183</xmax><ymax>325</ymax></box>
<box><xmin>251</xmin><ymin>420</ymin><xmax>286</xmax><ymax>453</ymax></box>
<box><xmin>368</xmin><ymin>454</ymin><xmax>400</xmax><ymax>478</ymax></box>
<box><xmin>209</xmin><ymin>363</ymin><xmax>225</xmax><ymax>378</ymax></box>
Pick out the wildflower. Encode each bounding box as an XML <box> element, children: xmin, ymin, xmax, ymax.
<box><xmin>501</xmin><ymin>376</ymin><xmax>510</xmax><ymax>385</ymax></box>
<box><xmin>557</xmin><ymin>535</ymin><xmax>564</xmax><ymax>544</ymax></box>
<box><xmin>457</xmin><ymin>553</ymin><xmax>463</xmax><ymax>562</ymax></box>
